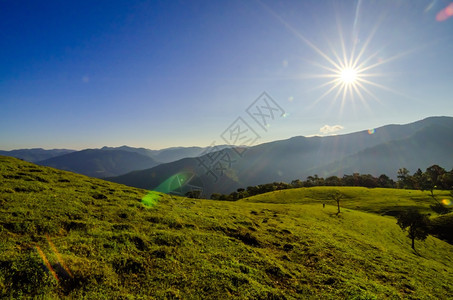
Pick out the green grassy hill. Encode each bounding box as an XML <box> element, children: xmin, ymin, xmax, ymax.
<box><xmin>240</xmin><ymin>186</ymin><xmax>452</xmax><ymax>215</ymax></box>
<box><xmin>1</xmin><ymin>156</ymin><xmax>452</xmax><ymax>299</ymax></box>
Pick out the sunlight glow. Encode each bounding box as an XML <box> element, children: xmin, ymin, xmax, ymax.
<box><xmin>299</xmin><ymin>17</ymin><xmax>414</xmax><ymax>114</ymax></box>
<box><xmin>441</xmin><ymin>198</ymin><xmax>452</xmax><ymax>206</ymax></box>
<box><xmin>259</xmin><ymin>0</ymin><xmax>412</xmax><ymax>112</ymax></box>
<box><xmin>340</xmin><ymin>68</ymin><xmax>358</xmax><ymax>84</ymax></box>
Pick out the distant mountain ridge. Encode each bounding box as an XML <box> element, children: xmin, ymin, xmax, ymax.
<box><xmin>100</xmin><ymin>145</ymin><xmax>231</xmax><ymax>163</ymax></box>
<box><xmin>0</xmin><ymin>148</ymin><xmax>75</xmax><ymax>162</ymax></box>
<box><xmin>106</xmin><ymin>116</ymin><xmax>453</xmax><ymax>196</ymax></box>
<box><xmin>0</xmin><ymin>145</ymin><xmax>232</xmax><ymax>178</ymax></box>
<box><xmin>2</xmin><ymin>117</ymin><xmax>452</xmax><ymax>192</ymax></box>
<box><xmin>37</xmin><ymin>149</ymin><xmax>160</xmax><ymax>178</ymax></box>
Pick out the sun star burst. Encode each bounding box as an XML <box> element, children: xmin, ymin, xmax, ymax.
<box><xmin>339</xmin><ymin>67</ymin><xmax>358</xmax><ymax>84</ymax></box>
<box><xmin>304</xmin><ymin>22</ymin><xmax>407</xmax><ymax>113</ymax></box>
<box><xmin>259</xmin><ymin>0</ymin><xmax>409</xmax><ymax>113</ymax></box>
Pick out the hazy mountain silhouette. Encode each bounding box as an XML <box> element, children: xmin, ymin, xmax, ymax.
<box><xmin>151</xmin><ymin>146</ymin><xmax>231</xmax><ymax>163</ymax></box>
<box><xmin>100</xmin><ymin>145</ymin><xmax>231</xmax><ymax>163</ymax></box>
<box><xmin>106</xmin><ymin>116</ymin><xmax>453</xmax><ymax>196</ymax></box>
<box><xmin>310</xmin><ymin>120</ymin><xmax>453</xmax><ymax>177</ymax></box>
<box><xmin>0</xmin><ymin>148</ymin><xmax>75</xmax><ymax>162</ymax></box>
<box><xmin>1</xmin><ymin>145</ymin><xmax>233</xmax><ymax>179</ymax></box>
<box><xmin>37</xmin><ymin>149</ymin><xmax>160</xmax><ymax>178</ymax></box>
<box><xmin>100</xmin><ymin>145</ymin><xmax>157</xmax><ymax>158</ymax></box>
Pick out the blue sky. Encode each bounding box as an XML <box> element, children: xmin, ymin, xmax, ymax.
<box><xmin>1</xmin><ymin>0</ymin><xmax>452</xmax><ymax>150</ymax></box>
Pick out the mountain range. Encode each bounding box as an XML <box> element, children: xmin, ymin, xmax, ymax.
<box><xmin>0</xmin><ymin>145</ymin><xmax>231</xmax><ymax>178</ymax></box>
<box><xmin>36</xmin><ymin>149</ymin><xmax>160</xmax><ymax>178</ymax></box>
<box><xmin>2</xmin><ymin>116</ymin><xmax>452</xmax><ymax>195</ymax></box>
<box><xmin>0</xmin><ymin>148</ymin><xmax>75</xmax><ymax>162</ymax></box>
<box><xmin>106</xmin><ymin>116</ymin><xmax>453</xmax><ymax>196</ymax></box>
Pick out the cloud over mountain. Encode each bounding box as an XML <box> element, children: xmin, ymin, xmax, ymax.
<box><xmin>319</xmin><ymin>124</ymin><xmax>344</xmax><ymax>135</ymax></box>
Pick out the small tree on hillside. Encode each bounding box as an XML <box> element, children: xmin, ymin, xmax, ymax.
<box><xmin>185</xmin><ymin>190</ymin><xmax>202</xmax><ymax>199</ymax></box>
<box><xmin>331</xmin><ymin>191</ymin><xmax>344</xmax><ymax>214</ymax></box>
<box><xmin>396</xmin><ymin>210</ymin><xmax>430</xmax><ymax>251</ymax></box>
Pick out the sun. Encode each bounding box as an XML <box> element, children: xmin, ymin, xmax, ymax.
<box><xmin>300</xmin><ymin>32</ymin><xmax>402</xmax><ymax>112</ymax></box>
<box><xmin>339</xmin><ymin>67</ymin><xmax>358</xmax><ymax>84</ymax></box>
<box><xmin>260</xmin><ymin>0</ymin><xmax>407</xmax><ymax>112</ymax></box>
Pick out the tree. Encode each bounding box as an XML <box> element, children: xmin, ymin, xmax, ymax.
<box><xmin>185</xmin><ymin>190</ymin><xmax>202</xmax><ymax>199</ymax></box>
<box><xmin>378</xmin><ymin>174</ymin><xmax>394</xmax><ymax>188</ymax></box>
<box><xmin>305</xmin><ymin>175</ymin><xmax>316</xmax><ymax>187</ymax></box>
<box><xmin>412</xmin><ymin>168</ymin><xmax>424</xmax><ymax>190</ymax></box>
<box><xmin>291</xmin><ymin>179</ymin><xmax>303</xmax><ymax>188</ymax></box>
<box><xmin>425</xmin><ymin>165</ymin><xmax>446</xmax><ymax>188</ymax></box>
<box><xmin>210</xmin><ymin>193</ymin><xmax>221</xmax><ymax>200</ymax></box>
<box><xmin>229</xmin><ymin>191</ymin><xmax>239</xmax><ymax>200</ymax></box>
<box><xmin>246</xmin><ymin>186</ymin><xmax>258</xmax><ymax>196</ymax></box>
<box><xmin>396</xmin><ymin>210</ymin><xmax>430</xmax><ymax>251</ymax></box>
<box><xmin>325</xmin><ymin>176</ymin><xmax>342</xmax><ymax>186</ymax></box>
<box><xmin>359</xmin><ymin>174</ymin><xmax>378</xmax><ymax>188</ymax></box>
<box><xmin>342</xmin><ymin>174</ymin><xmax>356</xmax><ymax>186</ymax></box>
<box><xmin>417</xmin><ymin>169</ymin><xmax>438</xmax><ymax>196</ymax></box>
<box><xmin>236</xmin><ymin>188</ymin><xmax>248</xmax><ymax>199</ymax></box>
<box><xmin>440</xmin><ymin>170</ymin><xmax>453</xmax><ymax>190</ymax></box>
<box><xmin>429</xmin><ymin>202</ymin><xmax>452</xmax><ymax>215</ymax></box>
<box><xmin>331</xmin><ymin>190</ymin><xmax>344</xmax><ymax>214</ymax></box>
<box><xmin>397</xmin><ymin>168</ymin><xmax>413</xmax><ymax>189</ymax></box>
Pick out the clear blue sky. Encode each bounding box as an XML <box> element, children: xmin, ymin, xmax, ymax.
<box><xmin>1</xmin><ymin>0</ymin><xmax>452</xmax><ymax>150</ymax></box>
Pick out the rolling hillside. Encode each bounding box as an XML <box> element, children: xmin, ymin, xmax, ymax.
<box><xmin>107</xmin><ymin>116</ymin><xmax>453</xmax><ymax>195</ymax></box>
<box><xmin>1</xmin><ymin>156</ymin><xmax>452</xmax><ymax>298</ymax></box>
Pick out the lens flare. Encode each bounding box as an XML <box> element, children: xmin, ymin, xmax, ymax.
<box><xmin>35</xmin><ymin>236</ymin><xmax>73</xmax><ymax>283</ymax></box>
<box><xmin>141</xmin><ymin>192</ymin><xmax>162</xmax><ymax>207</ymax></box>
<box><xmin>441</xmin><ymin>199</ymin><xmax>452</xmax><ymax>206</ymax></box>
<box><xmin>368</xmin><ymin>128</ymin><xmax>375</xmax><ymax>134</ymax></box>
<box><xmin>436</xmin><ymin>3</ymin><xmax>453</xmax><ymax>22</ymax></box>
<box><xmin>36</xmin><ymin>245</ymin><xmax>59</xmax><ymax>283</ymax></box>
<box><xmin>46</xmin><ymin>235</ymin><xmax>73</xmax><ymax>278</ymax></box>
<box><xmin>141</xmin><ymin>171</ymin><xmax>203</xmax><ymax>206</ymax></box>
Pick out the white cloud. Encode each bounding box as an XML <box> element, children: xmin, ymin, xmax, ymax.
<box><xmin>319</xmin><ymin>124</ymin><xmax>344</xmax><ymax>135</ymax></box>
<box><xmin>306</xmin><ymin>134</ymin><xmax>322</xmax><ymax>137</ymax></box>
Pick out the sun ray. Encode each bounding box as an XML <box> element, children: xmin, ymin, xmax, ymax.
<box><xmin>351</xmin><ymin>16</ymin><xmax>384</xmax><ymax>68</ymax></box>
<box><xmin>258</xmin><ymin>0</ymin><xmax>416</xmax><ymax>110</ymax></box>
<box><xmin>354</xmin><ymin>47</ymin><xmax>386</xmax><ymax>70</ymax></box>
<box><xmin>356</xmin><ymin>77</ymin><xmax>414</xmax><ymax>100</ymax></box>
<box><xmin>354</xmin><ymin>81</ymin><xmax>382</xmax><ymax>103</ymax></box>
<box><xmin>307</xmin><ymin>78</ymin><xmax>343</xmax><ymax>92</ymax></box>
<box><xmin>257</xmin><ymin>0</ymin><xmax>345</xmax><ymax>71</ymax></box>
<box><xmin>358</xmin><ymin>47</ymin><xmax>419</xmax><ymax>73</ymax></box>
<box><xmin>326</xmin><ymin>40</ymin><xmax>346</xmax><ymax>69</ymax></box>
<box><xmin>301</xmin><ymin>58</ymin><xmax>343</xmax><ymax>74</ymax></box>
<box><xmin>356</xmin><ymin>73</ymin><xmax>388</xmax><ymax>77</ymax></box>
<box><xmin>309</xmin><ymin>80</ymin><xmax>343</xmax><ymax>107</ymax></box>
<box><xmin>335</xmin><ymin>12</ymin><xmax>349</xmax><ymax>69</ymax></box>
<box><xmin>352</xmin><ymin>82</ymin><xmax>372</xmax><ymax>113</ymax></box>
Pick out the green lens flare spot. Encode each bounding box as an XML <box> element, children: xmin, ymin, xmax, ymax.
<box><xmin>141</xmin><ymin>172</ymin><xmax>200</xmax><ymax>207</ymax></box>
<box><xmin>141</xmin><ymin>191</ymin><xmax>161</xmax><ymax>207</ymax></box>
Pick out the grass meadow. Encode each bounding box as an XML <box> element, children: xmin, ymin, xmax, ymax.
<box><xmin>1</xmin><ymin>155</ymin><xmax>452</xmax><ymax>299</ymax></box>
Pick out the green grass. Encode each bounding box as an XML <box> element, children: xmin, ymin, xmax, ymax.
<box><xmin>241</xmin><ymin>186</ymin><xmax>452</xmax><ymax>215</ymax></box>
<box><xmin>1</xmin><ymin>155</ymin><xmax>452</xmax><ymax>299</ymax></box>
